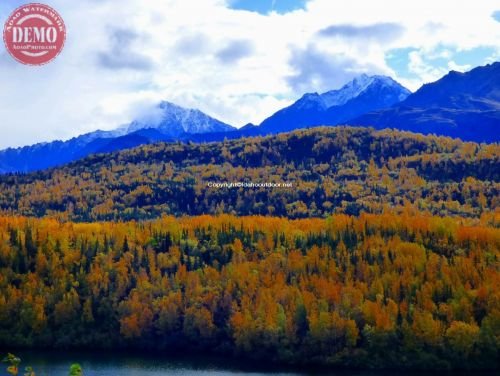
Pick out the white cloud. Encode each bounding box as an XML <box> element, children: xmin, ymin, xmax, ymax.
<box><xmin>408</xmin><ymin>50</ymin><xmax>449</xmax><ymax>83</ymax></box>
<box><xmin>0</xmin><ymin>0</ymin><xmax>499</xmax><ymax>148</ymax></box>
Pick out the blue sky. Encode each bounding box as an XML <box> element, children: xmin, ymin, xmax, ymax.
<box><xmin>386</xmin><ymin>45</ymin><xmax>499</xmax><ymax>81</ymax></box>
<box><xmin>0</xmin><ymin>0</ymin><xmax>499</xmax><ymax>149</ymax></box>
<box><xmin>230</xmin><ymin>0</ymin><xmax>307</xmax><ymax>14</ymax></box>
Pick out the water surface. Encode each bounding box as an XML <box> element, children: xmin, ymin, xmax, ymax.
<box><xmin>5</xmin><ymin>351</ymin><xmax>495</xmax><ymax>376</ymax></box>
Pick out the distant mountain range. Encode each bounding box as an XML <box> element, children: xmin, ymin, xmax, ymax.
<box><xmin>352</xmin><ymin>62</ymin><xmax>500</xmax><ymax>143</ymax></box>
<box><xmin>0</xmin><ymin>102</ymin><xmax>234</xmax><ymax>173</ymax></box>
<box><xmin>0</xmin><ymin>62</ymin><xmax>498</xmax><ymax>173</ymax></box>
<box><xmin>257</xmin><ymin>74</ymin><xmax>411</xmax><ymax>134</ymax></box>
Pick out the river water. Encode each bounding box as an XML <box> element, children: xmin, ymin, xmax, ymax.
<box><xmin>4</xmin><ymin>351</ymin><xmax>495</xmax><ymax>376</ymax></box>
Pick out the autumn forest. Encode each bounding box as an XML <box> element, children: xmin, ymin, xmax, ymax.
<box><xmin>0</xmin><ymin>127</ymin><xmax>498</xmax><ymax>370</ymax></box>
<box><xmin>0</xmin><ymin>127</ymin><xmax>497</xmax><ymax>221</ymax></box>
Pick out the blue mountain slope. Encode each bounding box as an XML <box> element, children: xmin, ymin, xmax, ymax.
<box><xmin>351</xmin><ymin>62</ymin><xmax>500</xmax><ymax>143</ymax></box>
<box><xmin>258</xmin><ymin>75</ymin><xmax>411</xmax><ymax>133</ymax></box>
<box><xmin>1</xmin><ymin>63</ymin><xmax>498</xmax><ymax>174</ymax></box>
<box><xmin>0</xmin><ymin>102</ymin><xmax>234</xmax><ymax>173</ymax></box>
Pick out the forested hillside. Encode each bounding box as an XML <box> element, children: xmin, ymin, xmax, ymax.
<box><xmin>0</xmin><ymin>127</ymin><xmax>498</xmax><ymax>221</ymax></box>
<box><xmin>0</xmin><ymin>214</ymin><xmax>498</xmax><ymax>369</ymax></box>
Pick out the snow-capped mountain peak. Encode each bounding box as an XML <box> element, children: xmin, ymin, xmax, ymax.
<box><xmin>257</xmin><ymin>74</ymin><xmax>411</xmax><ymax>133</ymax></box>
<box><xmin>321</xmin><ymin>74</ymin><xmax>410</xmax><ymax>108</ymax></box>
<box><xmin>126</xmin><ymin>101</ymin><xmax>234</xmax><ymax>136</ymax></box>
<box><xmin>0</xmin><ymin>100</ymin><xmax>235</xmax><ymax>173</ymax></box>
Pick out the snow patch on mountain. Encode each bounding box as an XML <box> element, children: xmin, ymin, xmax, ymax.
<box><xmin>321</xmin><ymin>74</ymin><xmax>411</xmax><ymax>108</ymax></box>
<box><xmin>125</xmin><ymin>101</ymin><xmax>234</xmax><ymax>136</ymax></box>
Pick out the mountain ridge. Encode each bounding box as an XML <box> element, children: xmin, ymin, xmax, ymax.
<box><xmin>257</xmin><ymin>74</ymin><xmax>411</xmax><ymax>133</ymax></box>
<box><xmin>351</xmin><ymin>62</ymin><xmax>500</xmax><ymax>142</ymax></box>
<box><xmin>0</xmin><ymin>102</ymin><xmax>234</xmax><ymax>173</ymax></box>
<box><xmin>1</xmin><ymin>63</ymin><xmax>499</xmax><ymax>174</ymax></box>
